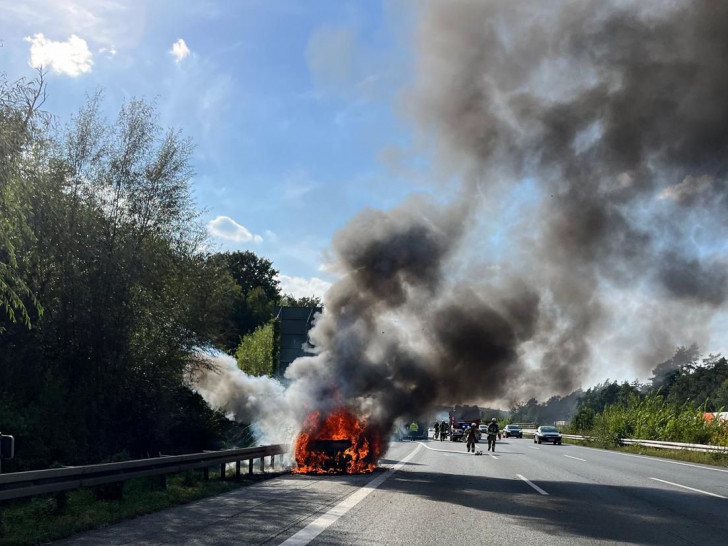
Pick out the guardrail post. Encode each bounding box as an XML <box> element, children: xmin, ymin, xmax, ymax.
<box><xmin>236</xmin><ymin>460</ymin><xmax>241</xmax><ymax>478</ymax></box>
<box><xmin>55</xmin><ymin>491</ymin><xmax>68</xmax><ymax>512</ymax></box>
<box><xmin>248</xmin><ymin>458</ymin><xmax>253</xmax><ymax>475</ymax></box>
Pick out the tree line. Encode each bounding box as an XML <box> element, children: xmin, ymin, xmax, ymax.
<box><xmin>0</xmin><ymin>73</ymin><xmax>319</xmax><ymax>471</ymax></box>
<box><xmin>509</xmin><ymin>345</ymin><xmax>728</xmax><ymax>445</ymax></box>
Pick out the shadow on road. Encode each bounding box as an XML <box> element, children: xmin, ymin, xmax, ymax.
<box><xmin>375</xmin><ymin>469</ymin><xmax>726</xmax><ymax>544</ymax></box>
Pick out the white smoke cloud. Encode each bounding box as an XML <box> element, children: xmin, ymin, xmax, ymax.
<box><xmin>25</xmin><ymin>33</ymin><xmax>93</xmax><ymax>77</ymax></box>
<box><xmin>278</xmin><ymin>274</ymin><xmax>331</xmax><ymax>299</ymax></box>
<box><xmin>170</xmin><ymin>38</ymin><xmax>191</xmax><ymax>63</ymax></box>
<box><xmin>192</xmin><ymin>353</ymin><xmax>298</xmax><ymax>448</ymax></box>
<box><xmin>207</xmin><ymin>215</ymin><xmax>263</xmax><ymax>243</ymax></box>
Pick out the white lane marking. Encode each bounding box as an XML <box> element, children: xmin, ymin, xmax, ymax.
<box><xmin>418</xmin><ymin>442</ymin><xmax>477</xmax><ymax>456</ymax></box>
<box><xmin>568</xmin><ymin>445</ymin><xmax>728</xmax><ymax>474</ymax></box>
<box><xmin>516</xmin><ymin>474</ymin><xmax>549</xmax><ymax>496</ymax></box>
<box><xmin>564</xmin><ymin>454</ymin><xmax>586</xmax><ymax>462</ymax></box>
<box><xmin>489</xmin><ymin>453</ymin><xmax>498</xmax><ymax>460</ymax></box>
<box><xmin>649</xmin><ymin>477</ymin><xmax>727</xmax><ymax>499</ymax></box>
<box><xmin>279</xmin><ymin>444</ymin><xmax>423</xmax><ymax>546</ymax></box>
<box><xmin>528</xmin><ymin>446</ymin><xmax>540</xmax><ymax>450</ymax></box>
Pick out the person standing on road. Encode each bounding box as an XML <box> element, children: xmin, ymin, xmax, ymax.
<box><xmin>487</xmin><ymin>418</ymin><xmax>500</xmax><ymax>452</ymax></box>
<box><xmin>433</xmin><ymin>421</ymin><xmax>440</xmax><ymax>440</ymax></box>
<box><xmin>465</xmin><ymin>422</ymin><xmax>478</xmax><ymax>453</ymax></box>
<box><xmin>440</xmin><ymin>420</ymin><xmax>448</xmax><ymax>441</ymax></box>
<box><xmin>409</xmin><ymin>421</ymin><xmax>419</xmax><ymax>441</ymax></box>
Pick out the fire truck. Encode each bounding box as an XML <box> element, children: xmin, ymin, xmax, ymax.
<box><xmin>449</xmin><ymin>405</ymin><xmax>482</xmax><ymax>442</ymax></box>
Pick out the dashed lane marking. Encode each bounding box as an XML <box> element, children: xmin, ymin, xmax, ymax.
<box><xmin>528</xmin><ymin>446</ymin><xmax>540</xmax><ymax>450</ymax></box>
<box><xmin>279</xmin><ymin>444</ymin><xmax>423</xmax><ymax>546</ymax></box>
<box><xmin>649</xmin><ymin>477</ymin><xmax>726</xmax><ymax>499</ymax></box>
<box><xmin>516</xmin><ymin>474</ymin><xmax>549</xmax><ymax>495</ymax></box>
<box><xmin>564</xmin><ymin>454</ymin><xmax>586</xmax><ymax>462</ymax></box>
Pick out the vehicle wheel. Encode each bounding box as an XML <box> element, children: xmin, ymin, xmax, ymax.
<box><xmin>533</xmin><ymin>438</ymin><xmax>537</xmax><ymax>443</ymax></box>
<box><xmin>537</xmin><ymin>438</ymin><xmax>542</xmax><ymax>444</ymax></box>
<box><xmin>557</xmin><ymin>442</ymin><xmax>562</xmax><ymax>445</ymax></box>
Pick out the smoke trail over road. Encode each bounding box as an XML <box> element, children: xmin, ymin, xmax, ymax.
<box><xmin>195</xmin><ymin>0</ymin><xmax>728</xmax><ymax>443</ymax></box>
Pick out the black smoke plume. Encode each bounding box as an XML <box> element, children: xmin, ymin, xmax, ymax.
<box><xmin>197</xmin><ymin>1</ymin><xmax>728</xmax><ymax>443</ymax></box>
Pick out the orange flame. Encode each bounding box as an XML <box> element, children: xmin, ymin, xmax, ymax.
<box><xmin>293</xmin><ymin>408</ymin><xmax>382</xmax><ymax>474</ymax></box>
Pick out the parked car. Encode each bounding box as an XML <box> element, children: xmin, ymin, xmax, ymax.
<box><xmin>503</xmin><ymin>424</ymin><xmax>523</xmax><ymax>438</ymax></box>
<box><xmin>534</xmin><ymin>426</ymin><xmax>562</xmax><ymax>445</ymax></box>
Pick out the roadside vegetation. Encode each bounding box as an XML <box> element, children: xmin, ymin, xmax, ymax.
<box><xmin>508</xmin><ymin>346</ymin><xmax>728</xmax><ymax>464</ymax></box>
<box><xmin>0</xmin><ymin>71</ymin><xmax>320</xmax><ymax>476</ymax></box>
<box><xmin>573</xmin><ymin>392</ymin><xmax>727</xmax><ymax>447</ymax></box>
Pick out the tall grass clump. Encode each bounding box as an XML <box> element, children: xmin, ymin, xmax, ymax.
<box><xmin>592</xmin><ymin>392</ymin><xmax>727</xmax><ymax>447</ymax></box>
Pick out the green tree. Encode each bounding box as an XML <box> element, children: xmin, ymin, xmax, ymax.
<box><xmin>235</xmin><ymin>321</ymin><xmax>276</xmax><ymax>377</ymax></box>
<box><xmin>224</xmin><ymin>251</ymin><xmax>280</xmax><ymax>301</ymax></box>
<box><xmin>650</xmin><ymin>344</ymin><xmax>700</xmax><ymax>390</ymax></box>
<box><xmin>0</xmin><ymin>88</ymin><xmax>238</xmax><ymax>469</ymax></box>
<box><xmin>0</xmin><ymin>72</ymin><xmax>46</xmax><ymax>329</ymax></box>
<box><xmin>280</xmin><ymin>294</ymin><xmax>323</xmax><ymax>308</ymax></box>
<box><xmin>215</xmin><ymin>251</ymin><xmax>281</xmax><ymax>352</ymax></box>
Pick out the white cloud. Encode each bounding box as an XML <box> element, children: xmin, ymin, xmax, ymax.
<box><xmin>4</xmin><ymin>0</ymin><xmax>139</xmax><ymax>49</ymax></box>
<box><xmin>207</xmin><ymin>216</ymin><xmax>262</xmax><ymax>243</ymax></box>
<box><xmin>282</xmin><ymin>170</ymin><xmax>319</xmax><ymax>201</ymax></box>
<box><xmin>170</xmin><ymin>38</ymin><xmax>190</xmax><ymax>63</ymax></box>
<box><xmin>278</xmin><ymin>274</ymin><xmax>332</xmax><ymax>300</ymax></box>
<box><xmin>98</xmin><ymin>46</ymin><xmax>117</xmax><ymax>58</ymax></box>
<box><xmin>25</xmin><ymin>33</ymin><xmax>93</xmax><ymax>77</ymax></box>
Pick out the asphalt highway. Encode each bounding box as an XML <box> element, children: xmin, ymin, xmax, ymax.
<box><xmin>56</xmin><ymin>437</ymin><xmax>728</xmax><ymax>545</ymax></box>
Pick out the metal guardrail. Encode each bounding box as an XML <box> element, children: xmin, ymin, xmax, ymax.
<box><xmin>0</xmin><ymin>444</ymin><xmax>287</xmax><ymax>503</ymax></box>
<box><xmin>521</xmin><ymin>429</ymin><xmax>728</xmax><ymax>453</ymax></box>
<box><xmin>620</xmin><ymin>438</ymin><xmax>728</xmax><ymax>453</ymax></box>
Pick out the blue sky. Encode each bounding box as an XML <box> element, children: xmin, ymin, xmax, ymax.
<box><xmin>3</xmin><ymin>1</ymin><xmax>727</xmax><ymax>390</ymax></box>
<box><xmin>0</xmin><ymin>0</ymin><xmax>421</xmax><ymax>298</ymax></box>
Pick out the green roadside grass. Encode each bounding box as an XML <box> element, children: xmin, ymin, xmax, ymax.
<box><xmin>0</xmin><ymin>469</ymin><xmax>285</xmax><ymax>546</ymax></box>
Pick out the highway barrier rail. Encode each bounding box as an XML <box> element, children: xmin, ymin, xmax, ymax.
<box><xmin>521</xmin><ymin>429</ymin><xmax>728</xmax><ymax>453</ymax></box>
<box><xmin>0</xmin><ymin>444</ymin><xmax>287</xmax><ymax>503</ymax></box>
<box><xmin>618</xmin><ymin>438</ymin><xmax>728</xmax><ymax>453</ymax></box>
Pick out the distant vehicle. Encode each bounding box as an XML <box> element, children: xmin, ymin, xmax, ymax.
<box><xmin>449</xmin><ymin>405</ymin><xmax>482</xmax><ymax>442</ymax></box>
<box><xmin>534</xmin><ymin>426</ymin><xmax>562</xmax><ymax>445</ymax></box>
<box><xmin>478</xmin><ymin>424</ymin><xmax>488</xmax><ymax>435</ymax></box>
<box><xmin>503</xmin><ymin>424</ymin><xmax>523</xmax><ymax>438</ymax></box>
<box><xmin>406</xmin><ymin>420</ymin><xmax>429</xmax><ymax>441</ymax></box>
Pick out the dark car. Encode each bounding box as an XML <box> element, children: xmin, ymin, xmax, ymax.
<box><xmin>503</xmin><ymin>424</ymin><xmax>523</xmax><ymax>438</ymax></box>
<box><xmin>534</xmin><ymin>425</ymin><xmax>562</xmax><ymax>445</ymax></box>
